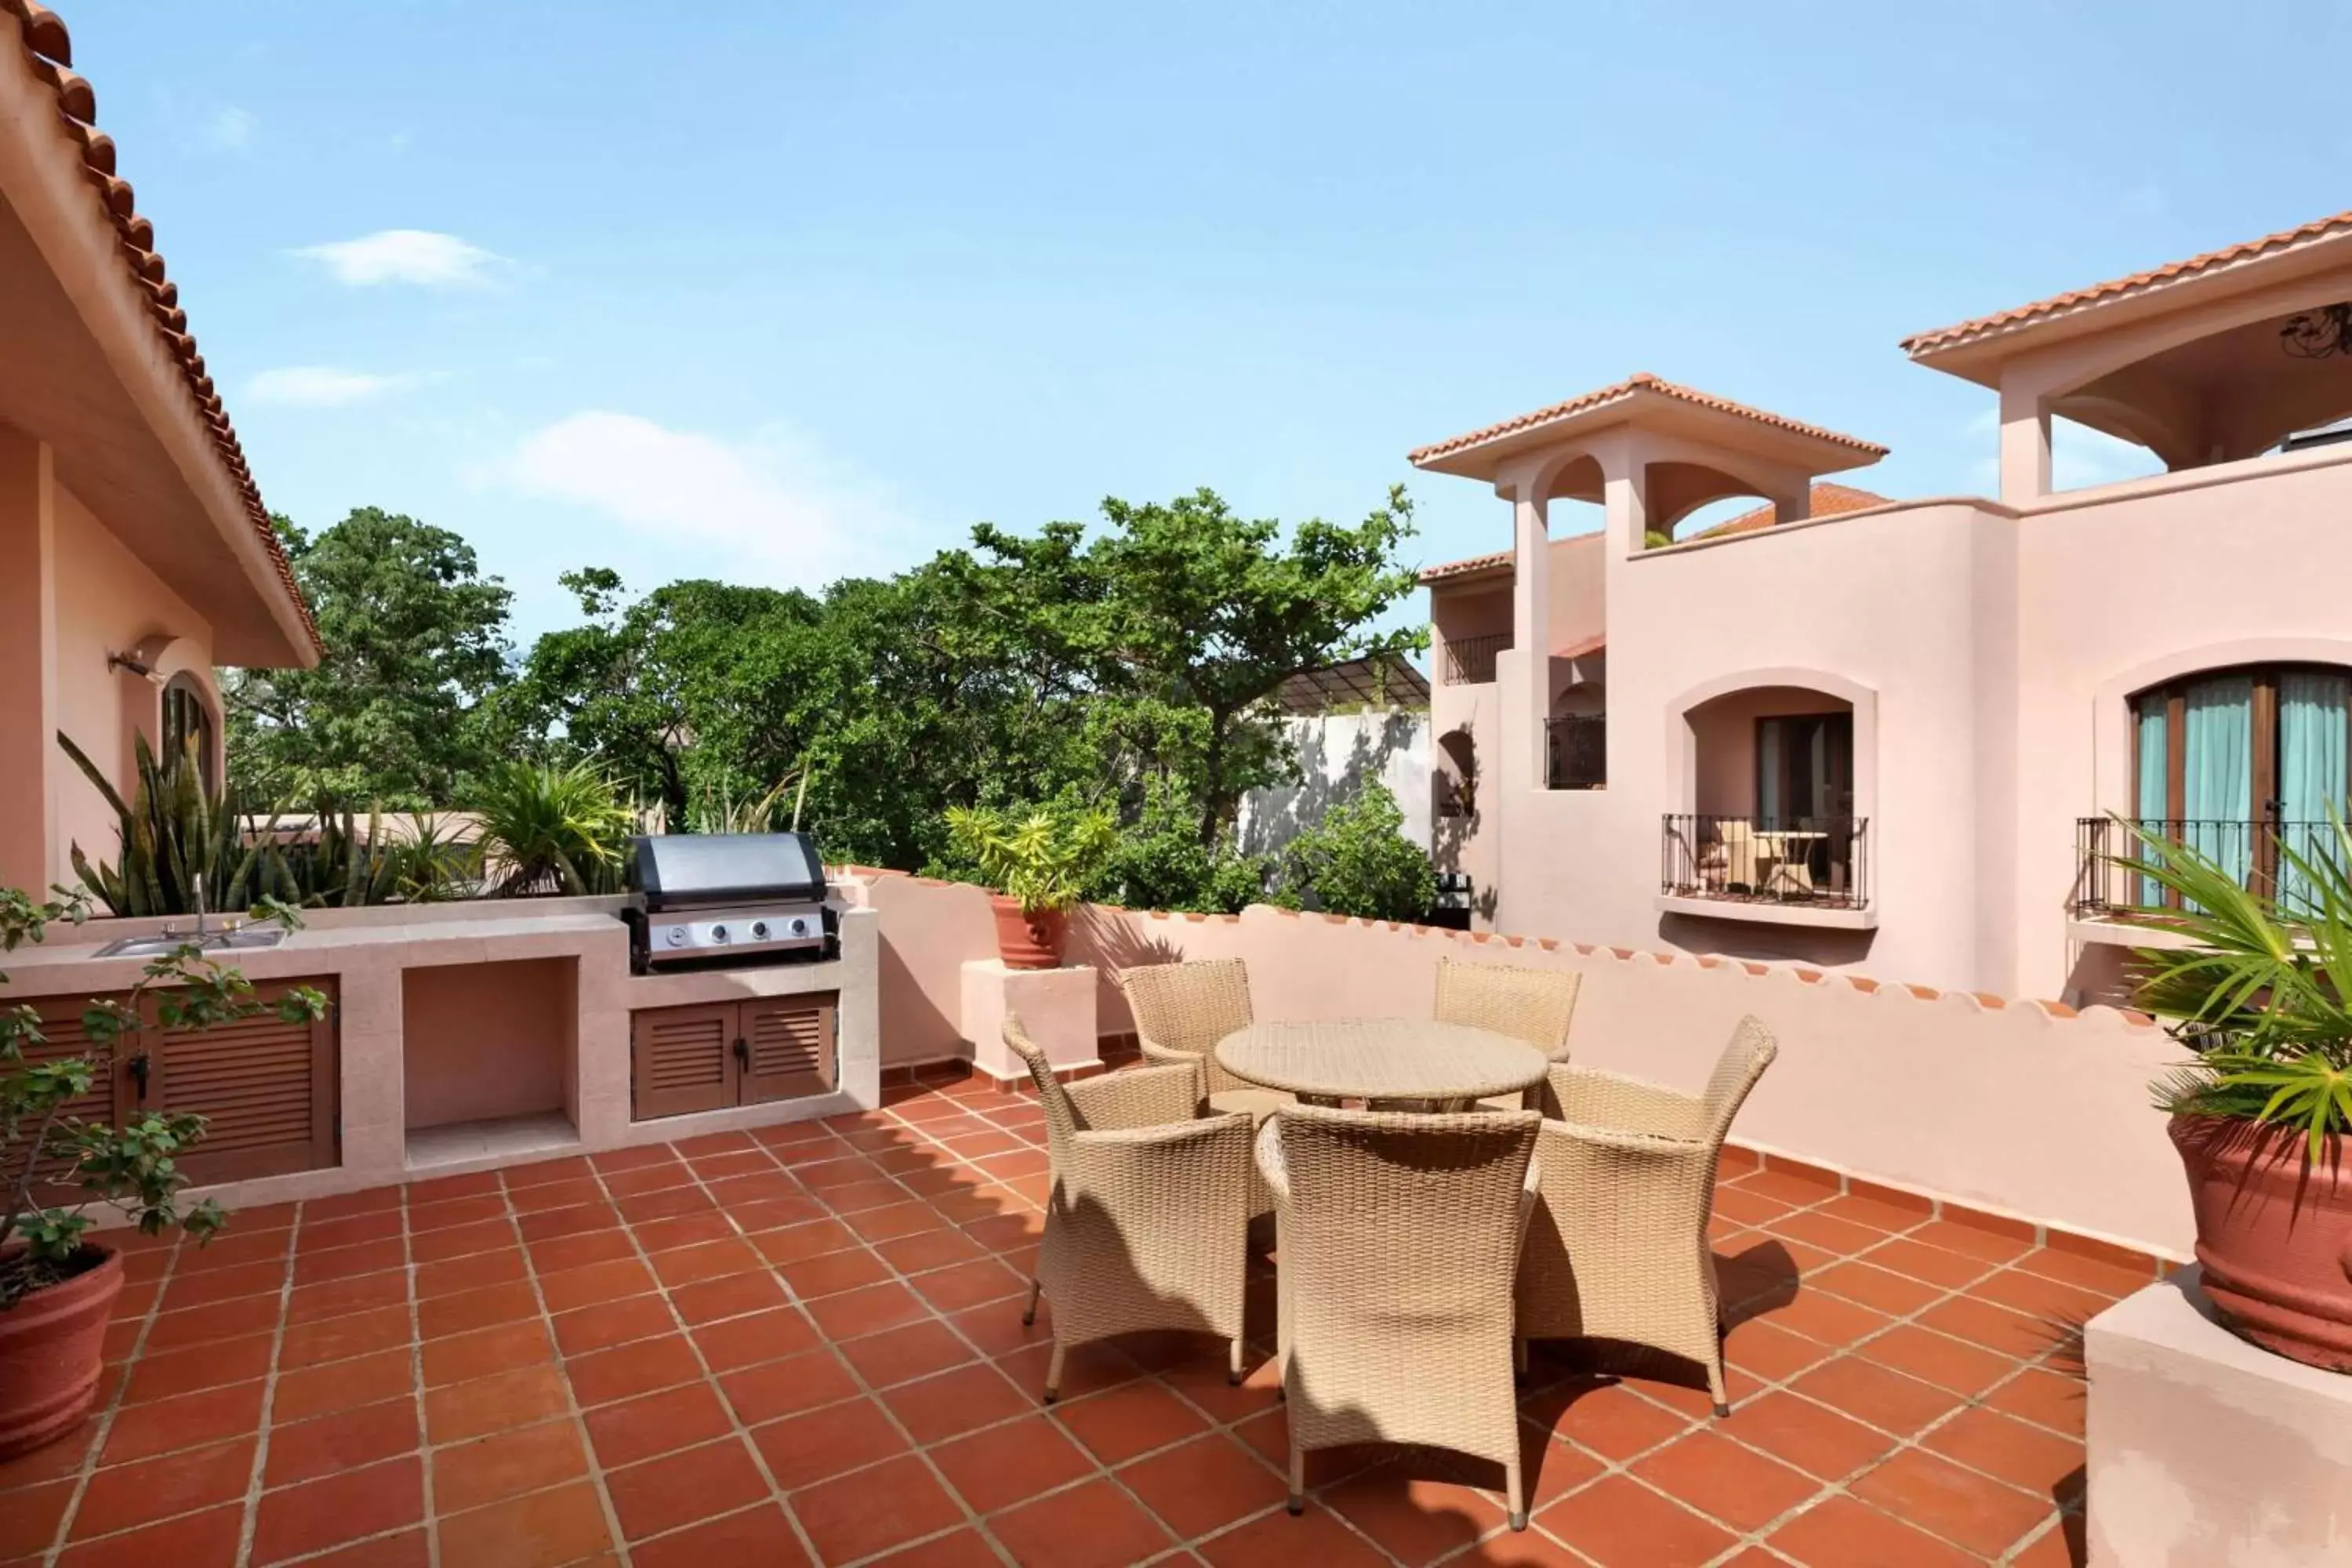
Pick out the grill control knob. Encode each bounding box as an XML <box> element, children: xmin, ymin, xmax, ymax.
<box><xmin>789</xmin><ymin>917</ymin><xmax>810</xmax><ymax>936</ymax></box>
<box><xmin>710</xmin><ymin>924</ymin><xmax>730</xmax><ymax>944</ymax></box>
<box><xmin>749</xmin><ymin>920</ymin><xmax>771</xmax><ymax>941</ymax></box>
<box><xmin>663</xmin><ymin>926</ymin><xmax>687</xmax><ymax>947</ymax></box>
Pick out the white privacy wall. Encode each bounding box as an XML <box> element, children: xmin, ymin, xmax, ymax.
<box><xmin>1237</xmin><ymin>709</ymin><xmax>1432</xmax><ymax>855</ymax></box>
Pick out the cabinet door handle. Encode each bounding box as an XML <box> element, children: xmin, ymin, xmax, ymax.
<box><xmin>732</xmin><ymin>1036</ymin><xmax>750</xmax><ymax>1067</ymax></box>
<box><xmin>129</xmin><ymin>1052</ymin><xmax>151</xmax><ymax>1102</ymax></box>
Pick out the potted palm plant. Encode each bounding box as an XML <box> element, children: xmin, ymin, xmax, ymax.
<box><xmin>0</xmin><ymin>887</ymin><xmax>325</xmax><ymax>1457</ymax></box>
<box><xmin>945</xmin><ymin>805</ymin><xmax>1116</xmax><ymax>969</ymax></box>
<box><xmin>2119</xmin><ymin>817</ymin><xmax>2352</xmax><ymax>1370</ymax></box>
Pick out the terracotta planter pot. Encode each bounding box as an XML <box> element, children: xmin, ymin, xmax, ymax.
<box><xmin>989</xmin><ymin>895</ymin><xmax>1067</xmax><ymax>970</ymax></box>
<box><xmin>0</xmin><ymin>1247</ymin><xmax>123</xmax><ymax>1460</ymax></box>
<box><xmin>2172</xmin><ymin>1114</ymin><xmax>2352</xmax><ymax>1372</ymax></box>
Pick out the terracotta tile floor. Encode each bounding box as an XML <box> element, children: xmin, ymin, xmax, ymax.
<box><xmin>0</xmin><ymin>1070</ymin><xmax>2139</xmax><ymax>1566</ymax></box>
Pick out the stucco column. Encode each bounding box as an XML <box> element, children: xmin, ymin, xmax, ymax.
<box><xmin>0</xmin><ymin>429</ymin><xmax>58</xmax><ymax>897</ymax></box>
<box><xmin>1998</xmin><ymin>379</ymin><xmax>2052</xmax><ymax>505</ymax></box>
<box><xmin>1504</xmin><ymin>477</ymin><xmax>1550</xmax><ymax>789</ymax></box>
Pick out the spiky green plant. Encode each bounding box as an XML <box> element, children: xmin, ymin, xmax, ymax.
<box><xmin>56</xmin><ymin>731</ymin><xmax>273</xmax><ymax>916</ymax></box>
<box><xmin>686</xmin><ymin>770</ymin><xmax>807</xmax><ymax>836</ymax></box>
<box><xmin>2113</xmin><ymin>815</ymin><xmax>2352</xmax><ymax>1163</ymax></box>
<box><xmin>944</xmin><ymin>804</ymin><xmax>1118</xmax><ymax>915</ymax></box>
<box><xmin>473</xmin><ymin>760</ymin><xmax>636</xmax><ymax>897</ymax></box>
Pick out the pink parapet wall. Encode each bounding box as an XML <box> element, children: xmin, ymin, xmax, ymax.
<box><xmin>842</xmin><ymin>866</ymin><xmax>2187</xmax><ymax>1258</ymax></box>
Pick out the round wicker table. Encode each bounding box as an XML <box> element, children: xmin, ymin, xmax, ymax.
<box><xmin>1214</xmin><ymin>1018</ymin><xmax>1548</xmax><ymax>1108</ymax></box>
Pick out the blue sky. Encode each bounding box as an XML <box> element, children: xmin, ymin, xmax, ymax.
<box><xmin>65</xmin><ymin>2</ymin><xmax>2351</xmax><ymax>645</ymax></box>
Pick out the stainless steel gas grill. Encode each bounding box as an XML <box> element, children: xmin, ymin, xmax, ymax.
<box><xmin>622</xmin><ymin>833</ymin><xmax>839</xmax><ymax>975</ymax></box>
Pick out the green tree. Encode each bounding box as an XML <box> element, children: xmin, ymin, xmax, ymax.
<box><xmin>1276</xmin><ymin>779</ymin><xmax>1438</xmax><ymax>921</ymax></box>
<box><xmin>223</xmin><ymin>510</ymin><xmax>514</xmax><ymax>808</ymax></box>
<box><xmin>1094</xmin><ymin>486</ymin><xmax>1424</xmax><ymax>843</ymax></box>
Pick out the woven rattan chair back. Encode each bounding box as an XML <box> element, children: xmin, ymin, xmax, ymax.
<box><xmin>1432</xmin><ymin>955</ymin><xmax>1581</xmax><ymax>1059</ymax></box>
<box><xmin>1119</xmin><ymin>958</ymin><xmax>1254</xmax><ymax>1096</ymax></box>
<box><xmin>1699</xmin><ymin>1016</ymin><xmax>1779</xmax><ymax>1141</ymax></box>
<box><xmin>1004</xmin><ymin>1013</ymin><xmax>1083</xmax><ymax>1155</ymax></box>
<box><xmin>1268</xmin><ymin>1103</ymin><xmax>1541</xmax><ymax>1524</ymax></box>
<box><xmin>1515</xmin><ymin>1014</ymin><xmax>1780</xmax><ymax>1417</ymax></box>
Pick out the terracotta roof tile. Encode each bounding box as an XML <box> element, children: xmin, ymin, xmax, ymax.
<box><xmin>1408</xmin><ymin>372</ymin><xmax>1887</xmax><ymax>466</ymax></box>
<box><xmin>1555</xmin><ymin>631</ymin><xmax>1605</xmax><ymax>659</ymax></box>
<box><xmin>3</xmin><ymin>1</ymin><xmax>318</xmax><ymax>653</ymax></box>
<box><xmin>1686</xmin><ymin>481</ymin><xmax>1892</xmax><ymax>541</ymax></box>
<box><xmin>1901</xmin><ymin>208</ymin><xmax>2352</xmax><ymax>358</ymax></box>
<box><xmin>1416</xmin><ymin>547</ymin><xmax>1512</xmax><ymax>585</ymax></box>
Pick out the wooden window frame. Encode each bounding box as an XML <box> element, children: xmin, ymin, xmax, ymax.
<box><xmin>2129</xmin><ymin>662</ymin><xmax>2352</xmax><ymax>899</ymax></box>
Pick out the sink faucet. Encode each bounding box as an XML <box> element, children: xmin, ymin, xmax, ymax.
<box><xmin>192</xmin><ymin>872</ymin><xmax>208</xmax><ymax>940</ymax></box>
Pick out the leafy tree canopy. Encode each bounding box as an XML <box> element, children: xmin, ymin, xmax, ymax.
<box><xmin>222</xmin><ymin>487</ymin><xmax>1425</xmax><ymax>895</ymax></box>
<box><xmin>223</xmin><ymin>510</ymin><xmax>513</xmax><ymax>809</ymax></box>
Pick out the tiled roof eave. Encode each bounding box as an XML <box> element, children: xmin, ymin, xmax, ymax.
<box><xmin>2</xmin><ymin>1</ymin><xmax>319</xmax><ymax>656</ymax></box>
<box><xmin>1901</xmin><ymin>208</ymin><xmax>2352</xmax><ymax>359</ymax></box>
<box><xmin>1410</xmin><ymin>373</ymin><xmax>1887</xmax><ymax>469</ymax></box>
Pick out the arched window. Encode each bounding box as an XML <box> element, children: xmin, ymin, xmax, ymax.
<box><xmin>2131</xmin><ymin>663</ymin><xmax>2350</xmax><ymax>897</ymax></box>
<box><xmin>161</xmin><ymin>673</ymin><xmax>218</xmax><ymax>794</ymax></box>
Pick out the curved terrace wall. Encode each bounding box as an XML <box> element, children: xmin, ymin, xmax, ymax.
<box><xmin>843</xmin><ymin>867</ymin><xmax>2185</xmax><ymax>1258</ymax></box>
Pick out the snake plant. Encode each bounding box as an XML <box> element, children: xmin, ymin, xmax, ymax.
<box><xmin>56</xmin><ymin>731</ymin><xmax>270</xmax><ymax>916</ymax></box>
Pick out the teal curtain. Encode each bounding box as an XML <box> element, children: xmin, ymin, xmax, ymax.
<box><xmin>2278</xmin><ymin>672</ymin><xmax>2350</xmax><ymax>913</ymax></box>
<box><xmin>2182</xmin><ymin>675</ymin><xmax>2253</xmax><ymax>888</ymax></box>
<box><xmin>2135</xmin><ymin>702</ymin><xmax>2169</xmax><ymax>905</ymax></box>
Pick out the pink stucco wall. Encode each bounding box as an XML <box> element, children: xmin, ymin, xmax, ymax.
<box><xmin>1432</xmin><ymin>437</ymin><xmax>2352</xmax><ymax>1002</ymax></box>
<box><xmin>849</xmin><ymin>869</ymin><xmax>2185</xmax><ymax>1254</ymax></box>
<box><xmin>49</xmin><ymin>478</ymin><xmax>221</xmax><ymax>890</ymax></box>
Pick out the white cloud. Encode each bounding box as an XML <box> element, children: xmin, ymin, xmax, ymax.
<box><xmin>201</xmin><ymin>107</ymin><xmax>257</xmax><ymax>153</ymax></box>
<box><xmin>294</xmin><ymin>230</ymin><xmax>506</xmax><ymax>289</ymax></box>
<box><xmin>500</xmin><ymin>412</ymin><xmax>906</xmax><ymax>586</ymax></box>
<box><xmin>245</xmin><ymin>366</ymin><xmax>433</xmax><ymax>408</ymax></box>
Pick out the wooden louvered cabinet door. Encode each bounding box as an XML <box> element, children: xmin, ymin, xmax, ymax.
<box><xmin>630</xmin><ymin>1004</ymin><xmax>739</xmax><ymax>1120</ymax></box>
<box><xmin>630</xmin><ymin>995</ymin><xmax>839</xmax><ymax>1120</ymax></box>
<box><xmin>9</xmin><ymin>994</ymin><xmax>131</xmax><ymax>1195</ymax></box>
<box><xmin>147</xmin><ymin>978</ymin><xmax>339</xmax><ymax>1185</ymax></box>
<box><xmin>737</xmin><ymin>994</ymin><xmax>837</xmax><ymax>1105</ymax></box>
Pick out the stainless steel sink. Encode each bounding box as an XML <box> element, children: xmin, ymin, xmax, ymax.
<box><xmin>93</xmin><ymin>926</ymin><xmax>291</xmax><ymax>959</ymax></box>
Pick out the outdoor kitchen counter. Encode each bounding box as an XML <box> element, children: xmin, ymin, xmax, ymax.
<box><xmin>8</xmin><ymin>891</ymin><xmax>881</xmax><ymax>1218</ymax></box>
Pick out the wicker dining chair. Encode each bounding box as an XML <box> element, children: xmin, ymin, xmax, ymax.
<box><xmin>1514</xmin><ymin>1015</ymin><xmax>1779</xmax><ymax>1417</ymax></box>
<box><xmin>1119</xmin><ymin>958</ymin><xmax>1290</xmax><ymax>1119</ymax></box>
<box><xmin>1004</xmin><ymin>1014</ymin><xmax>1254</xmax><ymax>1399</ymax></box>
<box><xmin>1258</xmin><ymin>1103</ymin><xmax>1544</xmax><ymax>1530</ymax></box>
<box><xmin>1433</xmin><ymin>954</ymin><xmax>1581</xmax><ymax>1110</ymax></box>
<box><xmin>1120</xmin><ymin>958</ymin><xmax>1289</xmax><ymax>1218</ymax></box>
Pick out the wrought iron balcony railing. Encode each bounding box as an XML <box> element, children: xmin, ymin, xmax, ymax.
<box><xmin>2073</xmin><ymin>816</ymin><xmax>2345</xmax><ymax>917</ymax></box>
<box><xmin>1661</xmin><ymin>815</ymin><xmax>1871</xmax><ymax>911</ymax></box>
<box><xmin>1441</xmin><ymin>633</ymin><xmax>1510</xmax><ymax>686</ymax></box>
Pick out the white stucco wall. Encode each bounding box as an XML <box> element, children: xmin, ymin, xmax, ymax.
<box><xmin>1237</xmin><ymin>709</ymin><xmax>1432</xmax><ymax>857</ymax></box>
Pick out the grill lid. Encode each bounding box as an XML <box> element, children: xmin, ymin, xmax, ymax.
<box><xmin>629</xmin><ymin>833</ymin><xmax>826</xmax><ymax>909</ymax></box>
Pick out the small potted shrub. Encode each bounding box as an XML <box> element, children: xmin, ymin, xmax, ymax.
<box><xmin>0</xmin><ymin>887</ymin><xmax>325</xmax><ymax>1457</ymax></box>
<box><xmin>945</xmin><ymin>805</ymin><xmax>1116</xmax><ymax>969</ymax></box>
<box><xmin>2121</xmin><ymin>818</ymin><xmax>2352</xmax><ymax>1370</ymax></box>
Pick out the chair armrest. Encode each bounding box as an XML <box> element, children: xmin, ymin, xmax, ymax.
<box><xmin>1252</xmin><ymin>1115</ymin><xmax>1288</xmax><ymax>1207</ymax></box>
<box><xmin>1065</xmin><ymin>1112</ymin><xmax>1256</xmax><ymax>1214</ymax></box>
<box><xmin>1545</xmin><ymin>1065</ymin><xmax>1708</xmax><ymax>1139</ymax></box>
<box><xmin>1066</xmin><ymin>1063</ymin><xmax>1203</xmax><ymax>1130</ymax></box>
<box><xmin>1544</xmin><ymin>1117</ymin><xmax>1710</xmax><ymax>1162</ymax></box>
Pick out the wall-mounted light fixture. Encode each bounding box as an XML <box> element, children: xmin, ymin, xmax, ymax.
<box><xmin>106</xmin><ymin>651</ymin><xmax>165</xmax><ymax>685</ymax></box>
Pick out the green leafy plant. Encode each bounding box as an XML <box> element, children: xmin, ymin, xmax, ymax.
<box><xmin>686</xmin><ymin>771</ymin><xmax>808</xmax><ymax>836</ymax></box>
<box><xmin>944</xmin><ymin>804</ymin><xmax>1118</xmax><ymax>916</ymax></box>
<box><xmin>1085</xmin><ymin>777</ymin><xmax>1270</xmax><ymax>914</ymax></box>
<box><xmin>263</xmin><ymin>806</ymin><xmax>475</xmax><ymax>908</ymax></box>
<box><xmin>472</xmin><ymin>760</ymin><xmax>636</xmax><ymax>896</ymax></box>
<box><xmin>1276</xmin><ymin>780</ymin><xmax>1438</xmax><ymax>922</ymax></box>
<box><xmin>2114</xmin><ymin>815</ymin><xmax>2352</xmax><ymax>1163</ymax></box>
<box><xmin>1</xmin><ymin>887</ymin><xmax>327</xmax><ymax>1305</ymax></box>
<box><xmin>57</xmin><ymin>731</ymin><xmax>272</xmax><ymax>917</ymax></box>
